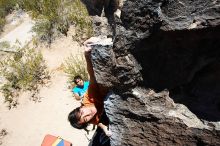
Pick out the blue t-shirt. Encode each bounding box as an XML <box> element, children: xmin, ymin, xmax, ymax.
<box><xmin>72</xmin><ymin>81</ymin><xmax>89</xmax><ymax>97</ymax></box>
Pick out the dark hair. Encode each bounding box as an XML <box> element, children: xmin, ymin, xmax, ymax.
<box><xmin>73</xmin><ymin>75</ymin><xmax>83</xmax><ymax>84</ymax></box>
<box><xmin>68</xmin><ymin>107</ymin><xmax>88</xmax><ymax>129</ymax></box>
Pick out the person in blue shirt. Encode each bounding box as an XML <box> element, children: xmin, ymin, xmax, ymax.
<box><xmin>72</xmin><ymin>75</ymin><xmax>89</xmax><ymax>100</ymax></box>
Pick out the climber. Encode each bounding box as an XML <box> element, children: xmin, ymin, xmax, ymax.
<box><xmin>68</xmin><ymin>37</ymin><xmax>112</xmax><ymax>137</ymax></box>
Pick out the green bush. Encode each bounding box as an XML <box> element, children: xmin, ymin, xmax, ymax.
<box><xmin>32</xmin><ymin>16</ymin><xmax>53</xmax><ymax>43</ymax></box>
<box><xmin>63</xmin><ymin>53</ymin><xmax>88</xmax><ymax>85</ymax></box>
<box><xmin>0</xmin><ymin>0</ymin><xmax>93</xmax><ymax>43</ymax></box>
<box><xmin>0</xmin><ymin>45</ymin><xmax>50</xmax><ymax>108</ymax></box>
<box><xmin>0</xmin><ymin>0</ymin><xmax>17</xmax><ymax>13</ymax></box>
<box><xmin>0</xmin><ymin>0</ymin><xmax>24</xmax><ymax>32</ymax></box>
<box><xmin>67</xmin><ymin>0</ymin><xmax>93</xmax><ymax>43</ymax></box>
<box><xmin>0</xmin><ymin>17</ymin><xmax>6</xmax><ymax>31</ymax></box>
<box><xmin>0</xmin><ymin>41</ymin><xmax>10</xmax><ymax>49</ymax></box>
<box><xmin>22</xmin><ymin>0</ymin><xmax>93</xmax><ymax>44</ymax></box>
<box><xmin>0</xmin><ymin>0</ymin><xmax>15</xmax><ymax>31</ymax></box>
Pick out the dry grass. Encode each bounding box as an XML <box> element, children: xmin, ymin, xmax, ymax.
<box><xmin>63</xmin><ymin>53</ymin><xmax>88</xmax><ymax>86</ymax></box>
<box><xmin>0</xmin><ymin>45</ymin><xmax>50</xmax><ymax>108</ymax></box>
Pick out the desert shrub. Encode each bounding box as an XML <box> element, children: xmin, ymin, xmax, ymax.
<box><xmin>22</xmin><ymin>0</ymin><xmax>93</xmax><ymax>44</ymax></box>
<box><xmin>0</xmin><ymin>0</ymin><xmax>24</xmax><ymax>32</ymax></box>
<box><xmin>63</xmin><ymin>53</ymin><xmax>88</xmax><ymax>85</ymax></box>
<box><xmin>21</xmin><ymin>0</ymin><xmax>61</xmax><ymax>43</ymax></box>
<box><xmin>0</xmin><ymin>0</ymin><xmax>17</xmax><ymax>13</ymax></box>
<box><xmin>67</xmin><ymin>0</ymin><xmax>93</xmax><ymax>43</ymax></box>
<box><xmin>0</xmin><ymin>0</ymin><xmax>16</xmax><ymax>31</ymax></box>
<box><xmin>0</xmin><ymin>17</ymin><xmax>6</xmax><ymax>31</ymax></box>
<box><xmin>32</xmin><ymin>16</ymin><xmax>53</xmax><ymax>43</ymax></box>
<box><xmin>0</xmin><ymin>41</ymin><xmax>10</xmax><ymax>49</ymax></box>
<box><xmin>0</xmin><ymin>45</ymin><xmax>50</xmax><ymax>108</ymax></box>
<box><xmin>0</xmin><ymin>0</ymin><xmax>93</xmax><ymax>43</ymax></box>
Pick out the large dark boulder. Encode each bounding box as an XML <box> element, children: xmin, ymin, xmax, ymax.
<box><xmin>88</xmin><ymin>0</ymin><xmax>220</xmax><ymax>145</ymax></box>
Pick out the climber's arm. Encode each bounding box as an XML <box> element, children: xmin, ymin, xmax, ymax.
<box><xmin>98</xmin><ymin>122</ymin><xmax>112</xmax><ymax>137</ymax></box>
<box><xmin>83</xmin><ymin>37</ymin><xmax>101</xmax><ymax>84</ymax></box>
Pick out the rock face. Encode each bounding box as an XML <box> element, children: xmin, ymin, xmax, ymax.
<box><xmin>105</xmin><ymin>88</ymin><xmax>220</xmax><ymax>146</ymax></box>
<box><xmin>89</xmin><ymin>0</ymin><xmax>220</xmax><ymax>145</ymax></box>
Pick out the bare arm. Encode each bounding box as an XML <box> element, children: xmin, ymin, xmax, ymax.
<box><xmin>73</xmin><ymin>93</ymin><xmax>81</xmax><ymax>100</ymax></box>
<box><xmin>83</xmin><ymin>37</ymin><xmax>101</xmax><ymax>84</ymax></box>
<box><xmin>98</xmin><ymin>122</ymin><xmax>112</xmax><ymax>137</ymax></box>
<box><xmin>84</xmin><ymin>50</ymin><xmax>96</xmax><ymax>84</ymax></box>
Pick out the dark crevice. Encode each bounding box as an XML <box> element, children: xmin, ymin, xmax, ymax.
<box><xmin>170</xmin><ymin>60</ymin><xmax>220</xmax><ymax>121</ymax></box>
<box><xmin>123</xmin><ymin>110</ymin><xmax>160</xmax><ymax>123</ymax></box>
<box><xmin>132</xmin><ymin>26</ymin><xmax>220</xmax><ymax>121</ymax></box>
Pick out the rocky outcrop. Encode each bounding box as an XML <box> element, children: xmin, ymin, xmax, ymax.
<box><xmin>105</xmin><ymin>88</ymin><xmax>220</xmax><ymax>146</ymax></box>
<box><xmin>89</xmin><ymin>0</ymin><xmax>220</xmax><ymax>145</ymax></box>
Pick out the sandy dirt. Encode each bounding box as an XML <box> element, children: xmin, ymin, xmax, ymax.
<box><xmin>0</xmin><ymin>11</ymin><xmax>93</xmax><ymax>146</ymax></box>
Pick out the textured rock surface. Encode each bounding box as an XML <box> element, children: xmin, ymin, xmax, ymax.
<box><xmin>89</xmin><ymin>0</ymin><xmax>220</xmax><ymax>145</ymax></box>
<box><xmin>105</xmin><ymin>88</ymin><xmax>220</xmax><ymax>146</ymax></box>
